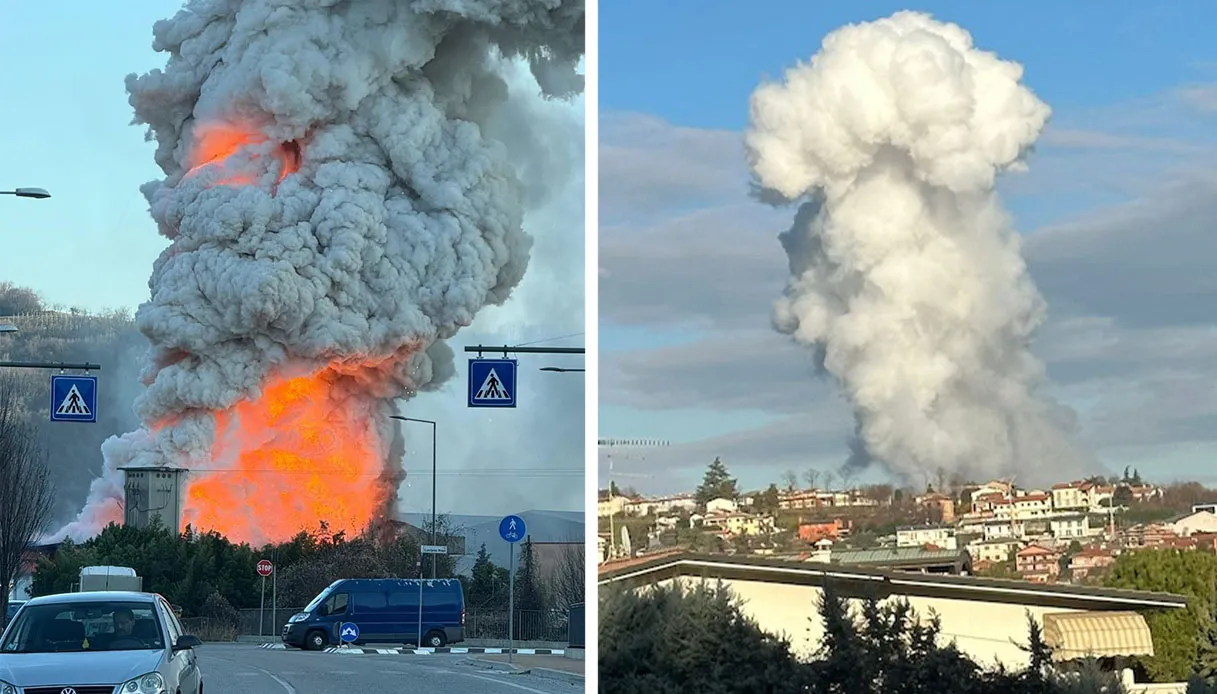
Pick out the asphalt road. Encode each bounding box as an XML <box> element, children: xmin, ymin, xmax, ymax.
<box><xmin>196</xmin><ymin>644</ymin><xmax>582</xmax><ymax>694</ymax></box>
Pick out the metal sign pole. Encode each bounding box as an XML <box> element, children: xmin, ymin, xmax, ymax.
<box><xmin>271</xmin><ymin>558</ymin><xmax>277</xmax><ymax>638</ymax></box>
<box><xmin>417</xmin><ymin>559</ymin><xmax>423</xmax><ymax>649</ymax></box>
<box><xmin>259</xmin><ymin>575</ymin><xmax>266</xmax><ymax>637</ymax></box>
<box><xmin>508</xmin><ymin>541</ymin><xmax>515</xmax><ymax>665</ymax></box>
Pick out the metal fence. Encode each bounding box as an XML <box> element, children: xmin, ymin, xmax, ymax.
<box><xmin>184</xmin><ymin>606</ymin><xmax>570</xmax><ymax>642</ymax></box>
<box><xmin>464</xmin><ymin>608</ymin><xmax>569</xmax><ymax>642</ymax></box>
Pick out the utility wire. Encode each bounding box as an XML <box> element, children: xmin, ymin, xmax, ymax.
<box><xmin>510</xmin><ymin>331</ymin><xmax>584</xmax><ymax>348</ymax></box>
<box><xmin>185</xmin><ymin>467</ymin><xmax>582</xmax><ymax>477</ymax></box>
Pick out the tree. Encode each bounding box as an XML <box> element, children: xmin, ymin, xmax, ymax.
<box><xmin>755</xmin><ymin>484</ymin><xmax>781</xmax><ymax>514</ymax></box>
<box><xmin>781</xmin><ymin>470</ymin><xmax>800</xmax><ymax>491</ymax></box>
<box><xmin>1113</xmin><ymin>485</ymin><xmax>1134</xmax><ymax>507</ymax></box>
<box><xmin>0</xmin><ymin>282</ymin><xmax>43</xmax><ymax>316</ymax></box>
<box><xmin>467</xmin><ymin>543</ymin><xmax>510</xmax><ymax>610</ymax></box>
<box><xmin>1104</xmin><ymin>549</ymin><xmax>1217</xmax><ymax>682</ymax></box>
<box><xmin>837</xmin><ymin>465</ymin><xmax>859</xmax><ymax>492</ymax></box>
<box><xmin>599</xmin><ymin>579</ymin><xmax>1123</xmax><ymax>694</ymax></box>
<box><xmin>0</xmin><ymin>378</ymin><xmax>55</xmax><ymax>622</ymax></box>
<box><xmin>546</xmin><ymin>543</ymin><xmax>585</xmax><ymax>609</ymax></box>
<box><xmin>513</xmin><ymin>539</ymin><xmax>546</xmax><ymax>612</ymax></box>
<box><xmin>802</xmin><ymin>468</ymin><xmax>821</xmax><ymax>491</ymax></box>
<box><xmin>821</xmin><ymin>470</ymin><xmax>836</xmax><ymax>492</ymax></box>
<box><xmin>599</xmin><ymin>581</ymin><xmax>808</xmax><ymax>694</ymax></box>
<box><xmin>695</xmin><ymin>458</ymin><xmax>738</xmax><ymax>505</ymax></box>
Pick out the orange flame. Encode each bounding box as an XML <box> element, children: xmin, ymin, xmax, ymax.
<box><xmin>185</xmin><ymin>123</ymin><xmax>301</xmax><ymax>188</ymax></box>
<box><xmin>182</xmin><ymin>368</ymin><xmax>389</xmax><ymax>545</ymax></box>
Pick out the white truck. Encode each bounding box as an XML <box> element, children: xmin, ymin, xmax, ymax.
<box><xmin>78</xmin><ymin>566</ymin><xmax>143</xmax><ymax>593</ymax></box>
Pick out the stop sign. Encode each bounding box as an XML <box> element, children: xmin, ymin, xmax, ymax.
<box><xmin>256</xmin><ymin>559</ymin><xmax>274</xmax><ymax>577</ymax></box>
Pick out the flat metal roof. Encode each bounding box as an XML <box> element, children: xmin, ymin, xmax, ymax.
<box><xmin>599</xmin><ymin>552</ymin><xmax>1188</xmax><ymax>611</ymax></box>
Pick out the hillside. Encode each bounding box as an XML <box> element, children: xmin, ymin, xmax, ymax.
<box><xmin>0</xmin><ymin>282</ymin><xmax>146</xmax><ymax>524</ymax></box>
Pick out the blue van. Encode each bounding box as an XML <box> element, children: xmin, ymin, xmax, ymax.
<box><xmin>281</xmin><ymin>578</ymin><xmax>465</xmax><ymax>650</ymax></box>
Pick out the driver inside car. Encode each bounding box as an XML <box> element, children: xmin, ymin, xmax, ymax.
<box><xmin>93</xmin><ymin>608</ymin><xmax>137</xmax><ymax>649</ymax></box>
<box><xmin>112</xmin><ymin>608</ymin><xmax>135</xmax><ymax>639</ymax></box>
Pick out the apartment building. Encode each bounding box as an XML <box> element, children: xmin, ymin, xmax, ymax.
<box><xmin>1011</xmin><ymin>492</ymin><xmax>1052</xmax><ymax>520</ymax></box>
<box><xmin>968</xmin><ymin>538</ymin><xmax>1020</xmax><ymax>564</ymax></box>
<box><xmin>702</xmin><ymin>511</ymin><xmax>776</xmax><ymax>537</ymax></box>
<box><xmin>1016</xmin><ymin>543</ymin><xmax>1062</xmax><ymax>582</ymax></box>
<box><xmin>896</xmin><ymin>524</ymin><xmax>958</xmax><ymax>550</ymax></box>
<box><xmin>1049</xmin><ymin>513</ymin><xmax>1091</xmax><ymax>539</ymax></box>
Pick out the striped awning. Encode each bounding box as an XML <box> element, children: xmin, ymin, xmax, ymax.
<box><xmin>1042</xmin><ymin>611</ymin><xmax>1155</xmax><ymax>661</ymax></box>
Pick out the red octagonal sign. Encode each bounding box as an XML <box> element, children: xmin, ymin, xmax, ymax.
<box><xmin>256</xmin><ymin>559</ymin><xmax>274</xmax><ymax>577</ymax></box>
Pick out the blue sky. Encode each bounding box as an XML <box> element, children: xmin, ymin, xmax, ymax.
<box><xmin>599</xmin><ymin>2</ymin><xmax>1217</xmax><ymax>493</ymax></box>
<box><xmin>0</xmin><ymin>1</ymin><xmax>586</xmax><ymax>518</ymax></box>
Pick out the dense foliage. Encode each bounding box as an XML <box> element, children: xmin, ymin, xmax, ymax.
<box><xmin>600</xmin><ymin>581</ymin><xmax>1130</xmax><ymax>694</ymax></box>
<box><xmin>1103</xmin><ymin>549</ymin><xmax>1217</xmax><ymax>682</ymax></box>
<box><xmin>30</xmin><ymin>519</ymin><xmax>462</xmax><ymax>618</ymax></box>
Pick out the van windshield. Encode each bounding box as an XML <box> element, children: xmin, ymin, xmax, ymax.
<box><xmin>304</xmin><ymin>580</ymin><xmax>342</xmax><ymax>612</ymax></box>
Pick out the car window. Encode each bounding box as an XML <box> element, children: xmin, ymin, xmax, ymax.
<box><xmin>159</xmin><ymin>600</ymin><xmax>181</xmax><ymax>643</ymax></box>
<box><xmin>0</xmin><ymin>601</ymin><xmax>166</xmax><ymax>653</ymax></box>
<box><xmin>324</xmin><ymin>592</ymin><xmax>349</xmax><ymax>615</ymax></box>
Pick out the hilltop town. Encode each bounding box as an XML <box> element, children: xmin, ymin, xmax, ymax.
<box><xmin>598</xmin><ymin>458</ymin><xmax>1217</xmax><ymax>584</ymax></box>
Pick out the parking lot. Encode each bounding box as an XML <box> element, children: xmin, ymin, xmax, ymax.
<box><xmin>197</xmin><ymin>643</ymin><xmax>583</xmax><ymax>694</ymax></box>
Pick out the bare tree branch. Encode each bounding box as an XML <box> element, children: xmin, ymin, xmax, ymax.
<box><xmin>545</xmin><ymin>542</ymin><xmax>585</xmax><ymax>609</ymax></box>
<box><xmin>0</xmin><ymin>373</ymin><xmax>56</xmax><ymax>619</ymax></box>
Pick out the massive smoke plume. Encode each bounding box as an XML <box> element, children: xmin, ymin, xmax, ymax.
<box><xmin>745</xmin><ymin>11</ymin><xmax>1087</xmax><ymax>484</ymax></box>
<box><xmin>53</xmin><ymin>0</ymin><xmax>583</xmax><ymax>544</ymax></box>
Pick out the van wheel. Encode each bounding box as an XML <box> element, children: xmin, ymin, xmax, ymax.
<box><xmin>305</xmin><ymin>630</ymin><xmax>327</xmax><ymax>651</ymax></box>
<box><xmin>423</xmin><ymin>630</ymin><xmax>446</xmax><ymax>648</ymax></box>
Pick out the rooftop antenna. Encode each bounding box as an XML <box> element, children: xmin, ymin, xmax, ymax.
<box><xmin>598</xmin><ymin>439</ymin><xmax>668</xmax><ymax>560</ymax></box>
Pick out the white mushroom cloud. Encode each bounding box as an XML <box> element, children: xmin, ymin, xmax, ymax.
<box><xmin>745</xmin><ymin>11</ymin><xmax>1089</xmax><ymax>485</ymax></box>
<box><xmin>52</xmin><ymin>0</ymin><xmax>584</xmax><ymax>542</ymax></box>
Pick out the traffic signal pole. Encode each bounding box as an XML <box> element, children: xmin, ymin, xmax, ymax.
<box><xmin>0</xmin><ymin>361</ymin><xmax>101</xmax><ymax>370</ymax></box>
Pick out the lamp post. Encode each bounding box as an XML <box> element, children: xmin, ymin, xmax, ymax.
<box><xmin>388</xmin><ymin>415</ymin><xmax>438</xmax><ymax>578</ymax></box>
<box><xmin>0</xmin><ymin>188</ymin><xmax>51</xmax><ymax>199</ymax></box>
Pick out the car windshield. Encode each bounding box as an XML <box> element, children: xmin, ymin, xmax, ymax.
<box><xmin>0</xmin><ymin>601</ymin><xmax>164</xmax><ymax>653</ymax></box>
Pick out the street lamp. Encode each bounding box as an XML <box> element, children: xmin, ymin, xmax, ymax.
<box><xmin>0</xmin><ymin>325</ymin><xmax>17</xmax><ymax>334</ymax></box>
<box><xmin>388</xmin><ymin>415</ymin><xmax>439</xmax><ymax>578</ymax></box>
<box><xmin>1</xmin><ymin>188</ymin><xmax>51</xmax><ymax>199</ymax></box>
<box><xmin>540</xmin><ymin>366</ymin><xmax>585</xmax><ymax>373</ymax></box>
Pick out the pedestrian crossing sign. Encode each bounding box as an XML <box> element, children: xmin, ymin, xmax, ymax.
<box><xmin>50</xmin><ymin>375</ymin><xmax>98</xmax><ymax>423</ymax></box>
<box><xmin>468</xmin><ymin>359</ymin><xmax>517</xmax><ymax>408</ymax></box>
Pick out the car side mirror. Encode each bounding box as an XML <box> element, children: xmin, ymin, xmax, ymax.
<box><xmin>173</xmin><ymin>634</ymin><xmax>202</xmax><ymax>651</ymax></box>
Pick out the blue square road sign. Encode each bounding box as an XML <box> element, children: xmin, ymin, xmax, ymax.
<box><xmin>468</xmin><ymin>359</ymin><xmax>517</xmax><ymax>408</ymax></box>
<box><xmin>50</xmin><ymin>375</ymin><xmax>98</xmax><ymax>423</ymax></box>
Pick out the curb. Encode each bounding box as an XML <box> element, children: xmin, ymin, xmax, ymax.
<box><xmin>530</xmin><ymin>666</ymin><xmax>586</xmax><ymax>685</ymax></box>
<box><xmin>324</xmin><ymin>646</ymin><xmax>565</xmax><ymax>656</ymax></box>
<box><xmin>258</xmin><ymin>644</ymin><xmax>287</xmax><ymax>650</ymax></box>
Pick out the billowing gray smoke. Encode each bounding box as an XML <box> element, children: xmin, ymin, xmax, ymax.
<box><xmin>745</xmin><ymin>11</ymin><xmax>1086</xmax><ymax>484</ymax></box>
<box><xmin>53</xmin><ymin>0</ymin><xmax>583</xmax><ymax>543</ymax></box>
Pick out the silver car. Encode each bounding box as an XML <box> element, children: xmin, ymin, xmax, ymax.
<box><xmin>0</xmin><ymin>591</ymin><xmax>202</xmax><ymax>694</ymax></box>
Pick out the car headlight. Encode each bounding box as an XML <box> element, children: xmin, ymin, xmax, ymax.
<box><xmin>0</xmin><ymin>680</ymin><xmax>15</xmax><ymax>694</ymax></box>
<box><xmin>288</xmin><ymin>612</ymin><xmax>309</xmax><ymax>623</ymax></box>
<box><xmin>120</xmin><ymin>671</ymin><xmax>166</xmax><ymax>694</ymax></box>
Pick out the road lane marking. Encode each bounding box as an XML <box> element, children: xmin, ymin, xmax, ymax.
<box><xmin>215</xmin><ymin>659</ymin><xmax>297</xmax><ymax>694</ymax></box>
<box><xmin>459</xmin><ymin>672</ymin><xmax>557</xmax><ymax>694</ymax></box>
